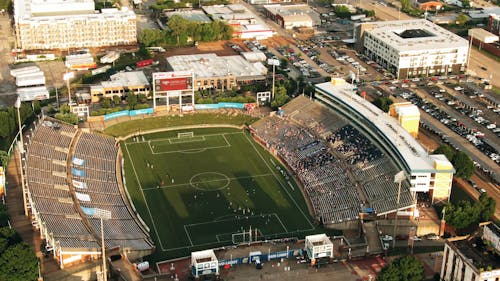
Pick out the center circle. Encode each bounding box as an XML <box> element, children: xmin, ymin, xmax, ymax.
<box><xmin>190</xmin><ymin>172</ymin><xmax>230</xmax><ymax>191</ymax></box>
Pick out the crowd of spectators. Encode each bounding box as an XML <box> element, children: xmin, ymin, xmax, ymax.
<box><xmin>251</xmin><ymin>96</ymin><xmax>416</xmax><ymax>224</ymax></box>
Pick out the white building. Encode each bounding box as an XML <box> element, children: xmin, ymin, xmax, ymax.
<box><xmin>166</xmin><ymin>53</ymin><xmax>267</xmax><ymax>90</ymax></box>
<box><xmin>357</xmin><ymin>19</ymin><xmax>469</xmax><ymax>79</ymax></box>
<box><xmin>202</xmin><ymin>5</ymin><xmax>273</xmax><ymax>40</ymax></box>
<box><xmin>263</xmin><ymin>4</ymin><xmax>321</xmax><ymax>30</ymax></box>
<box><xmin>90</xmin><ymin>71</ymin><xmax>150</xmax><ymax>102</ymax></box>
<box><xmin>441</xmin><ymin>223</ymin><xmax>500</xmax><ymax>281</ymax></box>
<box><xmin>315</xmin><ymin>79</ymin><xmax>455</xmax><ymax>203</ymax></box>
<box><xmin>14</xmin><ymin>0</ymin><xmax>137</xmax><ymax>50</ymax></box>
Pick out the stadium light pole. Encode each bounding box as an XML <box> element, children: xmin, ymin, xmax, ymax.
<box><xmin>392</xmin><ymin>171</ymin><xmax>406</xmax><ymax>249</ymax></box>
<box><xmin>267</xmin><ymin>58</ymin><xmax>280</xmax><ymax>101</ymax></box>
<box><xmin>93</xmin><ymin>209</ymin><xmax>111</xmax><ymax>281</ymax></box>
<box><xmin>15</xmin><ymin>97</ymin><xmax>29</xmax><ymax>217</ymax></box>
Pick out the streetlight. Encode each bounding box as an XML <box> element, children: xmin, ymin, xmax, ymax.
<box><xmin>466</xmin><ymin>30</ymin><xmax>475</xmax><ymax>75</ymax></box>
<box><xmin>392</xmin><ymin>170</ymin><xmax>406</xmax><ymax>249</ymax></box>
<box><xmin>15</xmin><ymin>97</ymin><xmax>29</xmax><ymax>217</ymax></box>
<box><xmin>91</xmin><ymin>208</ymin><xmax>111</xmax><ymax>281</ymax></box>
<box><xmin>267</xmin><ymin>58</ymin><xmax>280</xmax><ymax>100</ymax></box>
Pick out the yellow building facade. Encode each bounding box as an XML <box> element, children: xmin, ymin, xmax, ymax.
<box><xmin>389</xmin><ymin>102</ymin><xmax>420</xmax><ymax>138</ymax></box>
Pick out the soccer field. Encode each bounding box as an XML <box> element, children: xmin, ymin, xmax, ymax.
<box><xmin>122</xmin><ymin>128</ymin><xmax>317</xmax><ymax>259</ymax></box>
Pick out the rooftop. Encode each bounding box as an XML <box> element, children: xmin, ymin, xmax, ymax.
<box><xmin>167</xmin><ymin>53</ymin><xmax>267</xmax><ymax>80</ymax></box>
<box><xmin>451</xmin><ymin>236</ymin><xmax>500</xmax><ymax>271</ymax></box>
<box><xmin>361</xmin><ymin>19</ymin><xmax>468</xmax><ymax>52</ymax></box>
<box><xmin>164</xmin><ymin>10</ymin><xmax>211</xmax><ymax>23</ymax></box>
<box><xmin>263</xmin><ymin>4</ymin><xmax>320</xmax><ymax>24</ymax></box>
<box><xmin>315</xmin><ymin>80</ymin><xmax>454</xmax><ymax>174</ymax></box>
<box><xmin>14</xmin><ymin>0</ymin><xmax>135</xmax><ymax>22</ymax></box>
<box><xmin>91</xmin><ymin>71</ymin><xmax>149</xmax><ymax>90</ymax></box>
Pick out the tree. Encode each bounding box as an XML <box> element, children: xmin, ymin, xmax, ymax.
<box><xmin>476</xmin><ymin>193</ymin><xmax>496</xmax><ymax>222</ymax></box>
<box><xmin>461</xmin><ymin>0</ymin><xmax>470</xmax><ymax>8</ymax></box>
<box><xmin>434</xmin><ymin>144</ymin><xmax>455</xmax><ymax>162</ymax></box>
<box><xmin>456</xmin><ymin>14</ymin><xmax>469</xmax><ymax>25</ymax></box>
<box><xmin>334</xmin><ymin>5</ymin><xmax>351</xmax><ymax>18</ymax></box>
<box><xmin>445</xmin><ymin>193</ymin><xmax>496</xmax><ymax>231</ymax></box>
<box><xmin>112</xmin><ymin>95</ymin><xmax>122</xmax><ymax>106</ymax></box>
<box><xmin>271</xmin><ymin>86</ymin><xmax>290</xmax><ymax>110</ymax></box>
<box><xmin>453</xmin><ymin>151</ymin><xmax>474</xmax><ymax>179</ymax></box>
<box><xmin>0</xmin><ymin>150</ymin><xmax>8</xmax><ymax>167</ymax></box>
<box><xmin>102</xmin><ymin>98</ymin><xmax>112</xmax><ymax>109</ymax></box>
<box><xmin>373</xmin><ymin>97</ymin><xmax>393</xmax><ymax>112</ymax></box>
<box><xmin>126</xmin><ymin>93</ymin><xmax>138</xmax><ymax>110</ymax></box>
<box><xmin>54</xmin><ymin>113</ymin><xmax>78</xmax><ymax>125</ymax></box>
<box><xmin>377</xmin><ymin>256</ymin><xmax>425</xmax><ymax>281</ymax></box>
<box><xmin>168</xmin><ymin>15</ymin><xmax>189</xmax><ymax>46</ymax></box>
<box><xmin>400</xmin><ymin>0</ymin><xmax>412</xmax><ymax>11</ymax></box>
<box><xmin>0</xmin><ymin>243</ymin><xmax>38</xmax><ymax>281</ymax></box>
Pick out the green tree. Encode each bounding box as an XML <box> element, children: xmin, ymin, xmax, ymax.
<box><xmin>461</xmin><ymin>0</ymin><xmax>470</xmax><ymax>8</ymax></box>
<box><xmin>377</xmin><ymin>256</ymin><xmax>424</xmax><ymax>281</ymax></box>
<box><xmin>54</xmin><ymin>113</ymin><xmax>78</xmax><ymax>125</ymax></box>
<box><xmin>112</xmin><ymin>95</ymin><xmax>122</xmax><ymax>106</ymax></box>
<box><xmin>373</xmin><ymin>97</ymin><xmax>393</xmax><ymax>112</ymax></box>
<box><xmin>400</xmin><ymin>0</ymin><xmax>412</xmax><ymax>11</ymax></box>
<box><xmin>453</xmin><ymin>151</ymin><xmax>474</xmax><ymax>179</ymax></box>
<box><xmin>0</xmin><ymin>243</ymin><xmax>38</xmax><ymax>281</ymax></box>
<box><xmin>434</xmin><ymin>144</ymin><xmax>455</xmax><ymax>162</ymax></box>
<box><xmin>139</xmin><ymin>29</ymin><xmax>166</xmax><ymax>47</ymax></box>
<box><xmin>445</xmin><ymin>200</ymin><xmax>479</xmax><ymax>229</ymax></box>
<box><xmin>0</xmin><ymin>150</ymin><xmax>8</xmax><ymax>167</ymax></box>
<box><xmin>456</xmin><ymin>14</ymin><xmax>469</xmax><ymax>25</ymax></box>
<box><xmin>476</xmin><ymin>193</ymin><xmax>496</xmax><ymax>222</ymax></box>
<box><xmin>168</xmin><ymin>15</ymin><xmax>189</xmax><ymax>46</ymax></box>
<box><xmin>271</xmin><ymin>86</ymin><xmax>290</xmax><ymax>110</ymax></box>
<box><xmin>102</xmin><ymin>98</ymin><xmax>112</xmax><ymax>109</ymax></box>
<box><xmin>126</xmin><ymin>93</ymin><xmax>138</xmax><ymax>110</ymax></box>
<box><xmin>334</xmin><ymin>5</ymin><xmax>351</xmax><ymax>18</ymax></box>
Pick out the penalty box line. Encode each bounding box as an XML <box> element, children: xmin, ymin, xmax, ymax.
<box><xmin>182</xmin><ymin>213</ymin><xmax>288</xmax><ymax>246</ymax></box>
<box><xmin>147</xmin><ymin>134</ymin><xmax>231</xmax><ymax>155</ymax></box>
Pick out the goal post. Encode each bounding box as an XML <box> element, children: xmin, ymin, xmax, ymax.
<box><xmin>177</xmin><ymin>132</ymin><xmax>194</xmax><ymax>139</ymax></box>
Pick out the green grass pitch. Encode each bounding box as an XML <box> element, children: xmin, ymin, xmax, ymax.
<box><xmin>121</xmin><ymin>127</ymin><xmax>319</xmax><ymax>260</ymax></box>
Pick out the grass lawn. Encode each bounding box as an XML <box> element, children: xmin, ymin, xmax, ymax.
<box><xmin>122</xmin><ymin>127</ymin><xmax>322</xmax><ymax>261</ymax></box>
<box><xmin>449</xmin><ymin>183</ymin><xmax>474</xmax><ymax>204</ymax></box>
<box><xmin>104</xmin><ymin>113</ymin><xmax>259</xmax><ymax>137</ymax></box>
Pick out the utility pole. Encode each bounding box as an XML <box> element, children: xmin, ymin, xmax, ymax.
<box><xmin>393</xmin><ymin>171</ymin><xmax>406</xmax><ymax>249</ymax></box>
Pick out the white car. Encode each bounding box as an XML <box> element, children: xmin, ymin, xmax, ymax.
<box><xmin>381</xmin><ymin>235</ymin><xmax>393</xmax><ymax>241</ymax></box>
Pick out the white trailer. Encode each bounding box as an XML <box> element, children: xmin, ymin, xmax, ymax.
<box><xmin>100</xmin><ymin>51</ymin><xmax>120</xmax><ymax>64</ymax></box>
<box><xmin>10</xmin><ymin>66</ymin><xmax>41</xmax><ymax>77</ymax></box>
<box><xmin>91</xmin><ymin>65</ymin><xmax>112</xmax><ymax>76</ymax></box>
<box><xmin>16</xmin><ymin>72</ymin><xmax>46</xmax><ymax>87</ymax></box>
<box><xmin>17</xmin><ymin>86</ymin><xmax>50</xmax><ymax>101</ymax></box>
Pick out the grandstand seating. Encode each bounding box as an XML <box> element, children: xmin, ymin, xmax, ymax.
<box><xmin>251</xmin><ymin>96</ymin><xmax>415</xmax><ymax>225</ymax></box>
<box><xmin>25</xmin><ymin>118</ymin><xmax>153</xmax><ymax>258</ymax></box>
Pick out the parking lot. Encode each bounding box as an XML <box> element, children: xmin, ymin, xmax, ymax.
<box><xmin>379</xmin><ymin>79</ymin><xmax>500</xmax><ymax>182</ymax></box>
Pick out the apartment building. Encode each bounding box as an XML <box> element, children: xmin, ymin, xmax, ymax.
<box><xmin>441</xmin><ymin>223</ymin><xmax>500</xmax><ymax>281</ymax></box>
<box><xmin>14</xmin><ymin>0</ymin><xmax>137</xmax><ymax>50</ymax></box>
<box><xmin>356</xmin><ymin>19</ymin><xmax>469</xmax><ymax>79</ymax></box>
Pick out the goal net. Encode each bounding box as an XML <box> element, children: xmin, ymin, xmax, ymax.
<box><xmin>177</xmin><ymin>132</ymin><xmax>194</xmax><ymax>139</ymax></box>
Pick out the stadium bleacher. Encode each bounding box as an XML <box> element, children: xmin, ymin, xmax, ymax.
<box><xmin>25</xmin><ymin>118</ymin><xmax>153</xmax><ymax>264</ymax></box>
<box><xmin>251</xmin><ymin>96</ymin><xmax>415</xmax><ymax>225</ymax></box>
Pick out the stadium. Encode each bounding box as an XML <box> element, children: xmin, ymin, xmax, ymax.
<box><xmin>20</xmin><ymin>78</ymin><xmax>453</xmax><ymax>277</ymax></box>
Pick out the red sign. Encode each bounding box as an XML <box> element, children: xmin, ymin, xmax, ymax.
<box><xmin>159</xmin><ymin>77</ymin><xmax>189</xmax><ymax>91</ymax></box>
